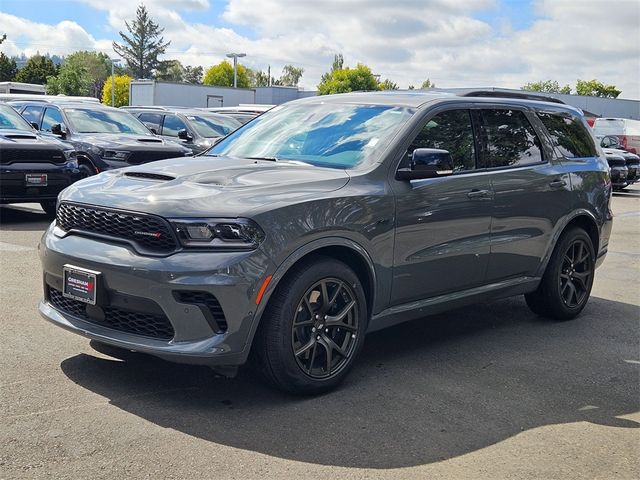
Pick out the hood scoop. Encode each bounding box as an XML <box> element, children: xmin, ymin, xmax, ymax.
<box><xmin>125</xmin><ymin>171</ymin><xmax>176</xmax><ymax>181</ymax></box>
<box><xmin>137</xmin><ymin>138</ymin><xmax>162</xmax><ymax>143</ymax></box>
<box><xmin>3</xmin><ymin>134</ymin><xmax>38</xmax><ymax>140</ymax></box>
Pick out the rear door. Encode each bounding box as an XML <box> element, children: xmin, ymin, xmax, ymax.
<box><xmin>478</xmin><ymin>107</ymin><xmax>572</xmax><ymax>282</ymax></box>
<box><xmin>391</xmin><ymin>107</ymin><xmax>492</xmax><ymax>305</ymax></box>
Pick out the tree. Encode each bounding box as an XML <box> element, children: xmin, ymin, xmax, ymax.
<box><xmin>317</xmin><ymin>63</ymin><xmax>379</xmax><ymax>95</ymax></box>
<box><xmin>183</xmin><ymin>65</ymin><xmax>203</xmax><ymax>84</ymax></box>
<box><xmin>101</xmin><ymin>74</ymin><xmax>132</xmax><ymax>107</ymax></box>
<box><xmin>575</xmin><ymin>79</ymin><xmax>621</xmax><ymax>98</ymax></box>
<box><xmin>15</xmin><ymin>54</ymin><xmax>57</xmax><ymax>84</ymax></box>
<box><xmin>47</xmin><ymin>51</ymin><xmax>110</xmax><ymax>97</ymax></box>
<box><xmin>203</xmin><ymin>60</ymin><xmax>250</xmax><ymax>88</ymax></box>
<box><xmin>0</xmin><ymin>52</ymin><xmax>17</xmax><ymax>81</ymax></box>
<box><xmin>420</xmin><ymin>78</ymin><xmax>436</xmax><ymax>89</ymax></box>
<box><xmin>379</xmin><ymin>79</ymin><xmax>399</xmax><ymax>90</ymax></box>
<box><xmin>521</xmin><ymin>80</ymin><xmax>571</xmax><ymax>94</ymax></box>
<box><xmin>251</xmin><ymin>69</ymin><xmax>271</xmax><ymax>87</ymax></box>
<box><xmin>156</xmin><ymin>59</ymin><xmax>185</xmax><ymax>82</ymax></box>
<box><xmin>112</xmin><ymin>4</ymin><xmax>170</xmax><ymax>79</ymax></box>
<box><xmin>273</xmin><ymin>65</ymin><xmax>304</xmax><ymax>86</ymax></box>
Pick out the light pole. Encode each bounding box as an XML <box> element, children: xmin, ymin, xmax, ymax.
<box><xmin>226</xmin><ymin>53</ymin><xmax>246</xmax><ymax>88</ymax></box>
<box><xmin>109</xmin><ymin>58</ymin><xmax>121</xmax><ymax>106</ymax></box>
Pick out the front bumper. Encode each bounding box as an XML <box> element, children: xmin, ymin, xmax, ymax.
<box><xmin>39</xmin><ymin>222</ymin><xmax>275</xmax><ymax>366</ymax></box>
<box><xmin>0</xmin><ymin>162</ymin><xmax>81</xmax><ymax>203</ymax></box>
<box><xmin>609</xmin><ymin>165</ymin><xmax>629</xmax><ymax>188</ymax></box>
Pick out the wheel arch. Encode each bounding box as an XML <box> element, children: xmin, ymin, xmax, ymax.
<box><xmin>76</xmin><ymin>153</ymin><xmax>99</xmax><ymax>174</ymax></box>
<box><xmin>246</xmin><ymin>238</ymin><xmax>377</xmax><ymax>352</ymax></box>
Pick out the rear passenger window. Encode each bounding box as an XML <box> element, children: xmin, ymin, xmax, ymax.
<box><xmin>21</xmin><ymin>105</ymin><xmax>43</xmax><ymax>126</ymax></box>
<box><xmin>480</xmin><ymin>109</ymin><xmax>543</xmax><ymax>167</ymax></box>
<box><xmin>409</xmin><ymin>109</ymin><xmax>476</xmax><ymax>172</ymax></box>
<box><xmin>138</xmin><ymin>112</ymin><xmax>162</xmax><ymax>133</ymax></box>
<box><xmin>41</xmin><ymin>108</ymin><xmax>64</xmax><ymax>132</ymax></box>
<box><xmin>537</xmin><ymin>111</ymin><xmax>596</xmax><ymax>158</ymax></box>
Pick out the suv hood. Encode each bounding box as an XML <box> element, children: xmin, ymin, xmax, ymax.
<box><xmin>74</xmin><ymin>132</ymin><xmax>187</xmax><ymax>151</ymax></box>
<box><xmin>60</xmin><ymin>156</ymin><xmax>350</xmax><ymax>217</ymax></box>
<box><xmin>0</xmin><ymin>129</ymin><xmax>69</xmax><ymax>148</ymax></box>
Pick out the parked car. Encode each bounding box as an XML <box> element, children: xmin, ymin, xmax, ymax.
<box><xmin>598</xmin><ymin>135</ymin><xmax>640</xmax><ymax>189</ymax></box>
<box><xmin>10</xmin><ymin>101</ymin><xmax>192</xmax><ymax>175</ymax></box>
<box><xmin>0</xmin><ymin>103</ymin><xmax>81</xmax><ymax>215</ymax></box>
<box><xmin>592</xmin><ymin>117</ymin><xmax>640</xmax><ymax>154</ymax></box>
<box><xmin>39</xmin><ymin>92</ymin><xmax>612</xmax><ymax>394</ymax></box>
<box><xmin>123</xmin><ymin>106</ymin><xmax>242</xmax><ymax>155</ymax></box>
<box><xmin>205</xmin><ymin>105</ymin><xmax>273</xmax><ymax>125</ymax></box>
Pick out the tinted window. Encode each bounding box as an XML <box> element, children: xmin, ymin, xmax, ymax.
<box><xmin>138</xmin><ymin>112</ymin><xmax>162</xmax><ymax>132</ymax></box>
<box><xmin>162</xmin><ymin>115</ymin><xmax>188</xmax><ymax>137</ymax></box>
<box><xmin>480</xmin><ymin>109</ymin><xmax>543</xmax><ymax>167</ymax></box>
<box><xmin>41</xmin><ymin>107</ymin><xmax>65</xmax><ymax>132</ymax></box>
<box><xmin>409</xmin><ymin>109</ymin><xmax>476</xmax><ymax>172</ymax></box>
<box><xmin>21</xmin><ymin>105</ymin><xmax>43</xmax><ymax>125</ymax></box>
<box><xmin>537</xmin><ymin>111</ymin><xmax>596</xmax><ymax>158</ymax></box>
<box><xmin>0</xmin><ymin>105</ymin><xmax>34</xmax><ymax>131</ymax></box>
<box><xmin>64</xmin><ymin>108</ymin><xmax>151</xmax><ymax>135</ymax></box>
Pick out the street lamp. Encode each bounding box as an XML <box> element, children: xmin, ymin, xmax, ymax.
<box><xmin>109</xmin><ymin>58</ymin><xmax>121</xmax><ymax>106</ymax></box>
<box><xmin>226</xmin><ymin>53</ymin><xmax>246</xmax><ymax>88</ymax></box>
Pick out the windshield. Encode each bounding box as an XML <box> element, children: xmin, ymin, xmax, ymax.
<box><xmin>207</xmin><ymin>103</ymin><xmax>415</xmax><ymax>169</ymax></box>
<box><xmin>0</xmin><ymin>105</ymin><xmax>34</xmax><ymax>131</ymax></box>
<box><xmin>187</xmin><ymin>114</ymin><xmax>241</xmax><ymax>138</ymax></box>
<box><xmin>65</xmin><ymin>108</ymin><xmax>152</xmax><ymax>135</ymax></box>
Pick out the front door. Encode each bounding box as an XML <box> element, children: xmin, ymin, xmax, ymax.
<box><xmin>390</xmin><ymin>108</ymin><xmax>492</xmax><ymax>306</ymax></box>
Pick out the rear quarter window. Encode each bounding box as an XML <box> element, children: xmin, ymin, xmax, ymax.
<box><xmin>537</xmin><ymin>111</ymin><xmax>597</xmax><ymax>158</ymax></box>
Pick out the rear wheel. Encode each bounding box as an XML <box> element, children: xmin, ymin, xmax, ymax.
<box><xmin>254</xmin><ymin>257</ymin><xmax>367</xmax><ymax>395</ymax></box>
<box><xmin>525</xmin><ymin>227</ymin><xmax>595</xmax><ymax>320</ymax></box>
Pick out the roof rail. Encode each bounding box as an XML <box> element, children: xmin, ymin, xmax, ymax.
<box><xmin>458</xmin><ymin>90</ymin><xmax>566</xmax><ymax>104</ymax></box>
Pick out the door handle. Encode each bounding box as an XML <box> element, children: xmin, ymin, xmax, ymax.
<box><xmin>549</xmin><ymin>179</ymin><xmax>567</xmax><ymax>189</ymax></box>
<box><xmin>467</xmin><ymin>189</ymin><xmax>491</xmax><ymax>199</ymax></box>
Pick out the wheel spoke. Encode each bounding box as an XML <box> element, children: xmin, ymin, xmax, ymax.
<box><xmin>328</xmin><ymin>281</ymin><xmax>343</xmax><ymax>306</ymax></box>
<box><xmin>325</xmin><ymin>299</ymin><xmax>355</xmax><ymax>324</ymax></box>
<box><xmin>295</xmin><ymin>338</ymin><xmax>315</xmax><ymax>358</ymax></box>
<box><xmin>323</xmin><ymin>334</ymin><xmax>348</xmax><ymax>358</ymax></box>
<box><xmin>572</xmin><ymin>271</ymin><xmax>590</xmax><ymax>290</ymax></box>
<box><xmin>563</xmin><ymin>280</ymin><xmax>577</xmax><ymax>306</ymax></box>
<box><xmin>319</xmin><ymin>339</ymin><xmax>332</xmax><ymax>375</ymax></box>
<box><xmin>320</xmin><ymin>281</ymin><xmax>329</xmax><ymax>309</ymax></box>
<box><xmin>303</xmin><ymin>295</ymin><xmax>314</xmax><ymax>315</ymax></box>
<box><xmin>307</xmin><ymin>341</ymin><xmax>318</xmax><ymax>375</ymax></box>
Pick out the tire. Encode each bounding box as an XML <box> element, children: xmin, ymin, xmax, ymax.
<box><xmin>39</xmin><ymin>200</ymin><xmax>57</xmax><ymax>217</ymax></box>
<box><xmin>254</xmin><ymin>256</ymin><xmax>368</xmax><ymax>395</ymax></box>
<box><xmin>525</xmin><ymin>227</ymin><xmax>595</xmax><ymax>320</ymax></box>
<box><xmin>78</xmin><ymin>163</ymin><xmax>95</xmax><ymax>178</ymax></box>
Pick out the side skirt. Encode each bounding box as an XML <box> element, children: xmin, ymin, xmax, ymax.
<box><xmin>368</xmin><ymin>276</ymin><xmax>541</xmax><ymax>333</ymax></box>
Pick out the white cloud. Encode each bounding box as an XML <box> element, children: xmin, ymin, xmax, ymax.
<box><xmin>1</xmin><ymin>0</ymin><xmax>638</xmax><ymax>99</ymax></box>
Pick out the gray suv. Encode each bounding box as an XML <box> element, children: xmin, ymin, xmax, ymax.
<box><xmin>39</xmin><ymin>92</ymin><xmax>612</xmax><ymax>394</ymax></box>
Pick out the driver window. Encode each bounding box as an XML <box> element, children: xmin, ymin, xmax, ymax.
<box><xmin>408</xmin><ymin>109</ymin><xmax>476</xmax><ymax>172</ymax></box>
<box><xmin>42</xmin><ymin>107</ymin><xmax>65</xmax><ymax>132</ymax></box>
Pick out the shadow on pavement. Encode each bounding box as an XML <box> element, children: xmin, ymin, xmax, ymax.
<box><xmin>0</xmin><ymin>205</ymin><xmax>52</xmax><ymax>231</ymax></box>
<box><xmin>61</xmin><ymin>295</ymin><xmax>640</xmax><ymax>469</ymax></box>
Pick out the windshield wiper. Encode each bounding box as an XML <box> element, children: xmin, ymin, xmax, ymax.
<box><xmin>247</xmin><ymin>156</ymin><xmax>278</xmax><ymax>162</ymax></box>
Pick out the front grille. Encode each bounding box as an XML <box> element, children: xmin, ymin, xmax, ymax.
<box><xmin>0</xmin><ymin>148</ymin><xmax>65</xmax><ymax>165</ymax></box>
<box><xmin>127</xmin><ymin>151</ymin><xmax>181</xmax><ymax>165</ymax></box>
<box><xmin>48</xmin><ymin>288</ymin><xmax>174</xmax><ymax>340</ymax></box>
<box><xmin>56</xmin><ymin>202</ymin><xmax>178</xmax><ymax>255</ymax></box>
<box><xmin>174</xmin><ymin>290</ymin><xmax>227</xmax><ymax>333</ymax></box>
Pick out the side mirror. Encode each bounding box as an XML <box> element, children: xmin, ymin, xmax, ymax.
<box><xmin>30</xmin><ymin>122</ymin><xmax>40</xmax><ymax>130</ymax></box>
<box><xmin>149</xmin><ymin>127</ymin><xmax>158</xmax><ymax>135</ymax></box>
<box><xmin>396</xmin><ymin>148</ymin><xmax>454</xmax><ymax>181</ymax></box>
<box><xmin>178</xmin><ymin>129</ymin><xmax>193</xmax><ymax>141</ymax></box>
<box><xmin>51</xmin><ymin>123</ymin><xmax>66</xmax><ymax>138</ymax></box>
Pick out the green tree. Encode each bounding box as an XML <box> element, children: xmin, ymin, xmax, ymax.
<box><xmin>0</xmin><ymin>52</ymin><xmax>17</xmax><ymax>81</ymax></box>
<box><xmin>15</xmin><ymin>54</ymin><xmax>57</xmax><ymax>84</ymax></box>
<box><xmin>274</xmin><ymin>65</ymin><xmax>304</xmax><ymax>86</ymax></box>
<box><xmin>317</xmin><ymin>63</ymin><xmax>379</xmax><ymax>95</ymax></box>
<box><xmin>575</xmin><ymin>79</ymin><xmax>621</xmax><ymax>98</ymax></box>
<box><xmin>379</xmin><ymin>79</ymin><xmax>399</xmax><ymax>90</ymax></box>
<box><xmin>183</xmin><ymin>65</ymin><xmax>203</xmax><ymax>84</ymax></box>
<box><xmin>156</xmin><ymin>59</ymin><xmax>185</xmax><ymax>82</ymax></box>
<box><xmin>112</xmin><ymin>4</ymin><xmax>170</xmax><ymax>79</ymax></box>
<box><xmin>521</xmin><ymin>79</ymin><xmax>571</xmax><ymax>94</ymax></box>
<box><xmin>250</xmin><ymin>69</ymin><xmax>271</xmax><ymax>87</ymax></box>
<box><xmin>420</xmin><ymin>78</ymin><xmax>436</xmax><ymax>89</ymax></box>
<box><xmin>101</xmin><ymin>74</ymin><xmax>132</xmax><ymax>107</ymax></box>
<box><xmin>47</xmin><ymin>51</ymin><xmax>110</xmax><ymax>97</ymax></box>
<box><xmin>203</xmin><ymin>60</ymin><xmax>250</xmax><ymax>88</ymax></box>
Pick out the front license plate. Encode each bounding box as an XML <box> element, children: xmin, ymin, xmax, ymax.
<box><xmin>63</xmin><ymin>265</ymin><xmax>100</xmax><ymax>305</ymax></box>
<box><xmin>25</xmin><ymin>173</ymin><xmax>48</xmax><ymax>186</ymax></box>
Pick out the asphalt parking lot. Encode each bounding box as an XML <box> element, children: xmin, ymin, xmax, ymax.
<box><xmin>1</xmin><ymin>187</ymin><xmax>638</xmax><ymax>480</ymax></box>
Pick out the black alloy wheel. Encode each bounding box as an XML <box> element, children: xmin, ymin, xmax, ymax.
<box><xmin>559</xmin><ymin>239</ymin><xmax>592</xmax><ymax>308</ymax></box>
<box><xmin>291</xmin><ymin>278</ymin><xmax>359</xmax><ymax>379</ymax></box>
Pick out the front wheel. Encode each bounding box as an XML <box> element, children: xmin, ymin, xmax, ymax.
<box><xmin>254</xmin><ymin>257</ymin><xmax>368</xmax><ymax>395</ymax></box>
<box><xmin>525</xmin><ymin>227</ymin><xmax>595</xmax><ymax>320</ymax></box>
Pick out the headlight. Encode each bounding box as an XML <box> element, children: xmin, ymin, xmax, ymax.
<box><xmin>102</xmin><ymin>150</ymin><xmax>130</xmax><ymax>160</ymax></box>
<box><xmin>63</xmin><ymin>149</ymin><xmax>77</xmax><ymax>160</ymax></box>
<box><xmin>169</xmin><ymin>218</ymin><xmax>265</xmax><ymax>249</ymax></box>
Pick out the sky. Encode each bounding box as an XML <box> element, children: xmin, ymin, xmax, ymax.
<box><xmin>1</xmin><ymin>0</ymin><xmax>639</xmax><ymax>99</ymax></box>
